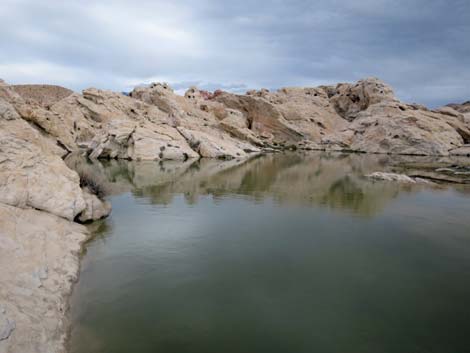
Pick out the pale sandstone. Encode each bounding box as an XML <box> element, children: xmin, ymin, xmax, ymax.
<box><xmin>450</xmin><ymin>145</ymin><xmax>470</xmax><ymax>157</ymax></box>
<box><xmin>0</xmin><ymin>116</ymin><xmax>86</xmax><ymax>221</ymax></box>
<box><xmin>177</xmin><ymin>126</ymin><xmax>260</xmax><ymax>159</ymax></box>
<box><xmin>11</xmin><ymin>84</ymin><xmax>73</xmax><ymax>108</ymax></box>
<box><xmin>0</xmin><ymin>76</ymin><xmax>470</xmax><ymax>353</ymax></box>
<box><xmin>366</xmin><ymin>172</ymin><xmax>418</xmax><ymax>183</ymax></box>
<box><xmin>321</xmin><ymin>80</ymin><xmax>468</xmax><ymax>156</ymax></box>
<box><xmin>77</xmin><ymin>189</ymin><xmax>112</xmax><ymax>223</ymax></box>
<box><xmin>329</xmin><ymin>77</ymin><xmax>396</xmax><ymax>121</ymax></box>
<box><xmin>0</xmin><ymin>203</ymin><xmax>88</xmax><ymax>353</ymax></box>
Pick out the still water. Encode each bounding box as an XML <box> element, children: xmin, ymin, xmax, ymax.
<box><xmin>70</xmin><ymin>152</ymin><xmax>470</xmax><ymax>353</ymax></box>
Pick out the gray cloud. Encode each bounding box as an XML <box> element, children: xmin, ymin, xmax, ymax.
<box><xmin>0</xmin><ymin>0</ymin><xmax>468</xmax><ymax>106</ymax></box>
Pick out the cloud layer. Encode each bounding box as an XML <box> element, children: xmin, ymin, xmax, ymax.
<box><xmin>1</xmin><ymin>0</ymin><xmax>469</xmax><ymax>106</ymax></box>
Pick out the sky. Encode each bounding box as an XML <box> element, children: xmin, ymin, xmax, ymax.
<box><xmin>0</xmin><ymin>0</ymin><xmax>469</xmax><ymax>107</ymax></box>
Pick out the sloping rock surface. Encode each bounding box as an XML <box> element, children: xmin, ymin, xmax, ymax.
<box><xmin>0</xmin><ymin>203</ymin><xmax>88</xmax><ymax>353</ymax></box>
<box><xmin>0</xmin><ymin>76</ymin><xmax>469</xmax><ymax>353</ymax></box>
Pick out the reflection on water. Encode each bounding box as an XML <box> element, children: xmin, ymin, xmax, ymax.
<box><xmin>66</xmin><ymin>151</ymin><xmax>469</xmax><ymax>215</ymax></box>
<box><xmin>70</xmin><ymin>152</ymin><xmax>470</xmax><ymax>353</ymax></box>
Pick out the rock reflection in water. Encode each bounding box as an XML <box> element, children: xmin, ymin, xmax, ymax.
<box><xmin>67</xmin><ymin>151</ymin><xmax>464</xmax><ymax>216</ymax></box>
<box><xmin>69</xmin><ymin>151</ymin><xmax>470</xmax><ymax>353</ymax></box>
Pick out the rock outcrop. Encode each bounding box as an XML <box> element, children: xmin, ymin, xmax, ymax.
<box><xmin>0</xmin><ymin>75</ymin><xmax>470</xmax><ymax>353</ymax></box>
<box><xmin>320</xmin><ymin>79</ymin><xmax>470</xmax><ymax>156</ymax></box>
<box><xmin>366</xmin><ymin>172</ymin><xmax>430</xmax><ymax>184</ymax></box>
<box><xmin>4</xmin><ymin>77</ymin><xmax>469</xmax><ymax>161</ymax></box>
<box><xmin>0</xmin><ymin>203</ymin><xmax>88</xmax><ymax>353</ymax></box>
<box><xmin>1</xmin><ymin>82</ymin><xmax>111</xmax><ymax>353</ymax></box>
<box><xmin>11</xmin><ymin>84</ymin><xmax>73</xmax><ymax>108</ymax></box>
<box><xmin>0</xmin><ymin>104</ymin><xmax>87</xmax><ymax>221</ymax></box>
<box><xmin>130</xmin><ymin>83</ymin><xmax>262</xmax><ymax>159</ymax></box>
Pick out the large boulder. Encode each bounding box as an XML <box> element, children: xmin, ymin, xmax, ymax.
<box><xmin>0</xmin><ymin>99</ymin><xmax>20</xmax><ymax>121</ymax></box>
<box><xmin>329</xmin><ymin>77</ymin><xmax>397</xmax><ymax>121</ymax></box>
<box><xmin>444</xmin><ymin>101</ymin><xmax>470</xmax><ymax>129</ymax></box>
<box><xmin>130</xmin><ymin>83</ymin><xmax>183</xmax><ymax>119</ymax></box>
<box><xmin>77</xmin><ymin>189</ymin><xmax>112</xmax><ymax>223</ymax></box>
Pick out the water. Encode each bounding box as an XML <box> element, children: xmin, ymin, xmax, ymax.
<box><xmin>69</xmin><ymin>152</ymin><xmax>470</xmax><ymax>353</ymax></box>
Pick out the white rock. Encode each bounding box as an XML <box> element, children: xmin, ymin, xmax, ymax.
<box><xmin>366</xmin><ymin>172</ymin><xmax>417</xmax><ymax>183</ymax></box>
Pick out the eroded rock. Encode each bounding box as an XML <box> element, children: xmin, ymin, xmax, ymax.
<box><xmin>366</xmin><ymin>172</ymin><xmax>419</xmax><ymax>183</ymax></box>
<box><xmin>0</xmin><ymin>306</ymin><xmax>15</xmax><ymax>341</ymax></box>
<box><xmin>77</xmin><ymin>189</ymin><xmax>112</xmax><ymax>223</ymax></box>
<box><xmin>0</xmin><ymin>118</ymin><xmax>86</xmax><ymax>220</ymax></box>
<box><xmin>0</xmin><ymin>203</ymin><xmax>88</xmax><ymax>353</ymax></box>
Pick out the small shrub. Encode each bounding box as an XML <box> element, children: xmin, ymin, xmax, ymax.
<box><xmin>74</xmin><ymin>167</ymin><xmax>109</xmax><ymax>199</ymax></box>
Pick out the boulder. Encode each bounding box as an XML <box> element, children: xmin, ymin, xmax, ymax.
<box><xmin>0</xmin><ymin>98</ymin><xmax>20</xmax><ymax>121</ymax></box>
<box><xmin>366</xmin><ymin>172</ymin><xmax>418</xmax><ymax>183</ymax></box>
<box><xmin>330</xmin><ymin>77</ymin><xmax>397</xmax><ymax>121</ymax></box>
<box><xmin>77</xmin><ymin>189</ymin><xmax>112</xmax><ymax>223</ymax></box>
<box><xmin>446</xmin><ymin>101</ymin><xmax>470</xmax><ymax>114</ymax></box>
<box><xmin>130</xmin><ymin>83</ymin><xmax>183</xmax><ymax>118</ymax></box>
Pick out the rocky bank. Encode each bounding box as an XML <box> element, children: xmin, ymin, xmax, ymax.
<box><xmin>0</xmin><ymin>77</ymin><xmax>469</xmax><ymax>352</ymax></box>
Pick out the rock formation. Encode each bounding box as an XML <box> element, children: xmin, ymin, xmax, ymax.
<box><xmin>0</xmin><ymin>203</ymin><xmax>88</xmax><ymax>353</ymax></box>
<box><xmin>366</xmin><ymin>172</ymin><xmax>431</xmax><ymax>184</ymax></box>
<box><xmin>0</xmin><ymin>76</ymin><xmax>469</xmax><ymax>353</ymax></box>
<box><xmin>321</xmin><ymin>78</ymin><xmax>470</xmax><ymax>155</ymax></box>
<box><xmin>0</xmin><ymin>82</ymin><xmax>110</xmax><ymax>353</ymax></box>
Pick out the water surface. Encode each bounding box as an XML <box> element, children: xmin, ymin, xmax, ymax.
<box><xmin>70</xmin><ymin>152</ymin><xmax>470</xmax><ymax>353</ymax></box>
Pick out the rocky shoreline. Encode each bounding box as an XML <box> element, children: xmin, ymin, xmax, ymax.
<box><xmin>1</xmin><ymin>77</ymin><xmax>469</xmax><ymax>353</ymax></box>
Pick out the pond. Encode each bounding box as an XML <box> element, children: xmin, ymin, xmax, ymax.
<box><xmin>69</xmin><ymin>152</ymin><xmax>470</xmax><ymax>353</ymax></box>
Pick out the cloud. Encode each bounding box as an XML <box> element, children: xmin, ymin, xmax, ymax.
<box><xmin>0</xmin><ymin>0</ymin><xmax>468</xmax><ymax>106</ymax></box>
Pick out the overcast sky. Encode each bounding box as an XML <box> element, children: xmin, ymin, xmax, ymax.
<box><xmin>1</xmin><ymin>0</ymin><xmax>469</xmax><ymax>106</ymax></box>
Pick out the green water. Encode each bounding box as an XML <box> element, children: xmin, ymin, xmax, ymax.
<box><xmin>69</xmin><ymin>152</ymin><xmax>470</xmax><ymax>353</ymax></box>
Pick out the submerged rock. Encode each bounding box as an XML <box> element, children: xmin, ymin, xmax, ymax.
<box><xmin>367</xmin><ymin>172</ymin><xmax>416</xmax><ymax>183</ymax></box>
<box><xmin>366</xmin><ymin>172</ymin><xmax>429</xmax><ymax>184</ymax></box>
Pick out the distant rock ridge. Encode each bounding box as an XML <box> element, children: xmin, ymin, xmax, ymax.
<box><xmin>0</xmin><ymin>76</ymin><xmax>470</xmax><ymax>353</ymax></box>
<box><xmin>11</xmin><ymin>84</ymin><xmax>73</xmax><ymax>108</ymax></box>
<box><xmin>3</xmin><ymin>77</ymin><xmax>470</xmax><ymax>160</ymax></box>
